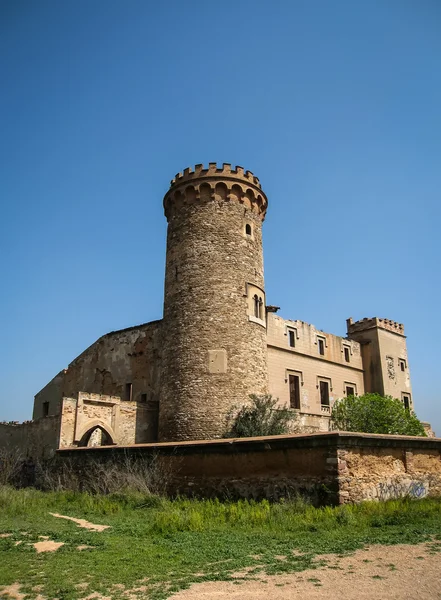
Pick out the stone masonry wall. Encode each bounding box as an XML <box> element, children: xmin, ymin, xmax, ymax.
<box><xmin>33</xmin><ymin>321</ymin><xmax>162</xmax><ymax>443</ymax></box>
<box><xmin>57</xmin><ymin>432</ymin><xmax>441</xmax><ymax>505</ymax></box>
<box><xmin>159</xmin><ymin>164</ymin><xmax>269</xmax><ymax>441</ymax></box>
<box><xmin>0</xmin><ymin>416</ymin><xmax>61</xmax><ymax>460</ymax></box>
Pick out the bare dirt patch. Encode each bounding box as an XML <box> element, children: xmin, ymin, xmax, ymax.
<box><xmin>0</xmin><ymin>583</ymin><xmax>26</xmax><ymax>600</ymax></box>
<box><xmin>49</xmin><ymin>513</ymin><xmax>110</xmax><ymax>532</ymax></box>
<box><xmin>33</xmin><ymin>540</ymin><xmax>65</xmax><ymax>554</ymax></box>
<box><xmin>170</xmin><ymin>543</ymin><xmax>441</xmax><ymax>599</ymax></box>
<box><xmin>0</xmin><ymin>533</ymin><xmax>12</xmax><ymax>538</ymax></box>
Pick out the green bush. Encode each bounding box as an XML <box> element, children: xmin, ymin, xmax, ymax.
<box><xmin>331</xmin><ymin>393</ymin><xmax>426</xmax><ymax>436</ymax></box>
<box><xmin>224</xmin><ymin>394</ymin><xmax>297</xmax><ymax>438</ymax></box>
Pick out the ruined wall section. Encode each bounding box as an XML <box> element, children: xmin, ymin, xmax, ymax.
<box><xmin>32</xmin><ymin>321</ymin><xmax>162</xmax><ymax>443</ymax></box>
<box><xmin>33</xmin><ymin>370</ymin><xmax>65</xmax><ymax>420</ymax></box>
<box><xmin>160</xmin><ymin>163</ymin><xmax>269</xmax><ymax>441</ymax></box>
<box><xmin>0</xmin><ymin>416</ymin><xmax>61</xmax><ymax>460</ymax></box>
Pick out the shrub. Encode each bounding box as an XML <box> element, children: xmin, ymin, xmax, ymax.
<box><xmin>331</xmin><ymin>393</ymin><xmax>426</xmax><ymax>436</ymax></box>
<box><xmin>224</xmin><ymin>394</ymin><xmax>297</xmax><ymax>438</ymax></box>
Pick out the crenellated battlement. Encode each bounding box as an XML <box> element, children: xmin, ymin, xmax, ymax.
<box><xmin>170</xmin><ymin>163</ymin><xmax>262</xmax><ymax>188</ymax></box>
<box><xmin>347</xmin><ymin>317</ymin><xmax>405</xmax><ymax>336</ymax></box>
<box><xmin>163</xmin><ymin>162</ymin><xmax>268</xmax><ymax>221</ymax></box>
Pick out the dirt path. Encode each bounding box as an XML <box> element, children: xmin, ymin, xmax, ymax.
<box><xmin>171</xmin><ymin>543</ymin><xmax>441</xmax><ymax>599</ymax></box>
<box><xmin>49</xmin><ymin>513</ymin><xmax>110</xmax><ymax>532</ymax></box>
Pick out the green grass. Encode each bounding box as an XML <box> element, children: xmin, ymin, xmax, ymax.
<box><xmin>0</xmin><ymin>486</ymin><xmax>440</xmax><ymax>599</ymax></box>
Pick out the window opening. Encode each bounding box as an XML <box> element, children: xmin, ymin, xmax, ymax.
<box><xmin>399</xmin><ymin>359</ymin><xmax>406</xmax><ymax>372</ymax></box>
<box><xmin>141</xmin><ymin>393</ymin><xmax>147</xmax><ymax>403</ymax></box>
<box><xmin>318</xmin><ymin>338</ymin><xmax>325</xmax><ymax>356</ymax></box>
<box><xmin>346</xmin><ymin>386</ymin><xmax>355</xmax><ymax>397</ymax></box>
<box><xmin>258</xmin><ymin>297</ymin><xmax>263</xmax><ymax>319</ymax></box>
<box><xmin>245</xmin><ymin>223</ymin><xmax>252</xmax><ymax>236</ymax></box>
<box><xmin>125</xmin><ymin>383</ymin><xmax>133</xmax><ymax>402</ymax></box>
<box><xmin>320</xmin><ymin>381</ymin><xmax>330</xmax><ymax>406</ymax></box>
<box><xmin>253</xmin><ymin>294</ymin><xmax>259</xmax><ymax>318</ymax></box>
<box><xmin>344</xmin><ymin>346</ymin><xmax>350</xmax><ymax>362</ymax></box>
<box><xmin>42</xmin><ymin>402</ymin><xmax>49</xmax><ymax>417</ymax></box>
<box><xmin>289</xmin><ymin>374</ymin><xmax>301</xmax><ymax>409</ymax></box>
<box><xmin>288</xmin><ymin>330</ymin><xmax>295</xmax><ymax>348</ymax></box>
<box><xmin>402</xmin><ymin>394</ymin><xmax>411</xmax><ymax>410</ymax></box>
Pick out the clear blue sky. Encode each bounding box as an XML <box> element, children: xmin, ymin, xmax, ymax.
<box><xmin>1</xmin><ymin>0</ymin><xmax>440</xmax><ymax>434</ymax></box>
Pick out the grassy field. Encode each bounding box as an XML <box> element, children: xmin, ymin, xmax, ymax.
<box><xmin>1</xmin><ymin>486</ymin><xmax>440</xmax><ymax>599</ymax></box>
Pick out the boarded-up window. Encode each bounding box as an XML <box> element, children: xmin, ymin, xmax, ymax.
<box><xmin>289</xmin><ymin>374</ymin><xmax>301</xmax><ymax>409</ymax></box>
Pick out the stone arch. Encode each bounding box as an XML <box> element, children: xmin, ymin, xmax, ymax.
<box><xmin>76</xmin><ymin>420</ymin><xmax>116</xmax><ymax>447</ymax></box>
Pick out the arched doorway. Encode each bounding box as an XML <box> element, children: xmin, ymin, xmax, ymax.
<box><xmin>79</xmin><ymin>426</ymin><xmax>114</xmax><ymax>447</ymax></box>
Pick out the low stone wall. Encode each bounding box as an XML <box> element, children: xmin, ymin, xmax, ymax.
<box><xmin>57</xmin><ymin>432</ymin><xmax>441</xmax><ymax>505</ymax></box>
<box><xmin>0</xmin><ymin>416</ymin><xmax>61</xmax><ymax>460</ymax></box>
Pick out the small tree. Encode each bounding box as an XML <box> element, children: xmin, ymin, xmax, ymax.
<box><xmin>331</xmin><ymin>393</ymin><xmax>426</xmax><ymax>436</ymax></box>
<box><xmin>224</xmin><ymin>394</ymin><xmax>297</xmax><ymax>438</ymax></box>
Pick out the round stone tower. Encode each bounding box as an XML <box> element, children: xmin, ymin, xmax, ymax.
<box><xmin>159</xmin><ymin>162</ymin><xmax>269</xmax><ymax>441</ymax></box>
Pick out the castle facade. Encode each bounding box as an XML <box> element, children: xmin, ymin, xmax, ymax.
<box><xmin>9</xmin><ymin>164</ymin><xmax>416</xmax><ymax>452</ymax></box>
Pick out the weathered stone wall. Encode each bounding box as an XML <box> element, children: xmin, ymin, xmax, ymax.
<box><xmin>57</xmin><ymin>432</ymin><xmax>441</xmax><ymax>505</ymax></box>
<box><xmin>159</xmin><ymin>164</ymin><xmax>269</xmax><ymax>441</ymax></box>
<box><xmin>59</xmin><ymin>392</ymin><xmax>158</xmax><ymax>448</ymax></box>
<box><xmin>33</xmin><ymin>370</ymin><xmax>65</xmax><ymax>419</ymax></box>
<box><xmin>0</xmin><ymin>416</ymin><xmax>61</xmax><ymax>460</ymax></box>
<box><xmin>337</xmin><ymin>437</ymin><xmax>441</xmax><ymax>503</ymax></box>
<box><xmin>33</xmin><ymin>321</ymin><xmax>162</xmax><ymax>443</ymax></box>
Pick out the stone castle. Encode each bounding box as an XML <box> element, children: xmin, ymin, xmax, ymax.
<box><xmin>1</xmin><ymin>164</ymin><xmax>418</xmax><ymax>455</ymax></box>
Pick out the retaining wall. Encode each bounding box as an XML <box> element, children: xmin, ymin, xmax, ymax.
<box><xmin>57</xmin><ymin>432</ymin><xmax>441</xmax><ymax>505</ymax></box>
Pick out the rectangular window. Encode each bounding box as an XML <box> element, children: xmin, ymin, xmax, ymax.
<box><xmin>319</xmin><ymin>380</ymin><xmax>329</xmax><ymax>406</ymax></box>
<box><xmin>344</xmin><ymin>346</ymin><xmax>350</xmax><ymax>362</ymax></box>
<box><xmin>346</xmin><ymin>386</ymin><xmax>355</xmax><ymax>397</ymax></box>
<box><xmin>125</xmin><ymin>383</ymin><xmax>133</xmax><ymax>402</ymax></box>
<box><xmin>288</xmin><ymin>329</ymin><xmax>296</xmax><ymax>348</ymax></box>
<box><xmin>399</xmin><ymin>359</ymin><xmax>406</xmax><ymax>372</ymax></box>
<box><xmin>318</xmin><ymin>338</ymin><xmax>325</xmax><ymax>356</ymax></box>
<box><xmin>141</xmin><ymin>393</ymin><xmax>147</xmax><ymax>403</ymax></box>
<box><xmin>402</xmin><ymin>393</ymin><xmax>411</xmax><ymax>410</ymax></box>
<box><xmin>289</xmin><ymin>374</ymin><xmax>301</xmax><ymax>409</ymax></box>
<box><xmin>42</xmin><ymin>402</ymin><xmax>49</xmax><ymax>417</ymax></box>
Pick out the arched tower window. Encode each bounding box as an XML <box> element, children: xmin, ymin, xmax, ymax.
<box><xmin>253</xmin><ymin>294</ymin><xmax>260</xmax><ymax>318</ymax></box>
<box><xmin>245</xmin><ymin>223</ymin><xmax>252</xmax><ymax>236</ymax></box>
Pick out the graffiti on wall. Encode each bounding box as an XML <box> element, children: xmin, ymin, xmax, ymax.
<box><xmin>377</xmin><ymin>480</ymin><xmax>428</xmax><ymax>501</ymax></box>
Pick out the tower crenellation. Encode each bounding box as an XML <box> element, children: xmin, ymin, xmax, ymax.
<box><xmin>164</xmin><ymin>162</ymin><xmax>267</xmax><ymax>222</ymax></box>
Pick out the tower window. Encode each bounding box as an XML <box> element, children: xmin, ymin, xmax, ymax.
<box><xmin>245</xmin><ymin>223</ymin><xmax>252</xmax><ymax>236</ymax></box>
<box><xmin>289</xmin><ymin>374</ymin><xmax>301</xmax><ymax>409</ymax></box>
<box><xmin>399</xmin><ymin>359</ymin><xmax>406</xmax><ymax>372</ymax></box>
<box><xmin>141</xmin><ymin>393</ymin><xmax>147</xmax><ymax>403</ymax></box>
<box><xmin>42</xmin><ymin>402</ymin><xmax>49</xmax><ymax>417</ymax></box>
<box><xmin>125</xmin><ymin>383</ymin><xmax>133</xmax><ymax>401</ymax></box>
<box><xmin>344</xmin><ymin>346</ymin><xmax>350</xmax><ymax>362</ymax></box>
<box><xmin>288</xmin><ymin>329</ymin><xmax>295</xmax><ymax>348</ymax></box>
<box><xmin>318</xmin><ymin>338</ymin><xmax>325</xmax><ymax>356</ymax></box>
<box><xmin>253</xmin><ymin>294</ymin><xmax>259</xmax><ymax>318</ymax></box>
<box><xmin>402</xmin><ymin>393</ymin><xmax>411</xmax><ymax>410</ymax></box>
